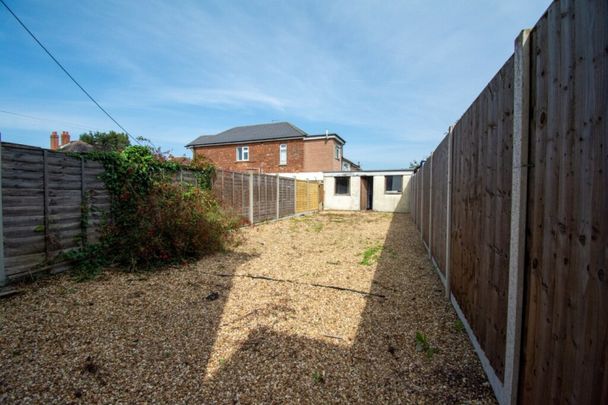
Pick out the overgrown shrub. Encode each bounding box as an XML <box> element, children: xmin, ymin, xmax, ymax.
<box><xmin>67</xmin><ymin>145</ymin><xmax>239</xmax><ymax>277</ymax></box>
<box><xmin>105</xmin><ymin>182</ymin><xmax>239</xmax><ymax>268</ymax></box>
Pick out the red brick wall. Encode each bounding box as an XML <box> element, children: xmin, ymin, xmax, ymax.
<box><xmin>193</xmin><ymin>139</ymin><xmax>304</xmax><ymax>173</ymax></box>
<box><xmin>303</xmin><ymin>138</ymin><xmax>342</xmax><ymax>171</ymax></box>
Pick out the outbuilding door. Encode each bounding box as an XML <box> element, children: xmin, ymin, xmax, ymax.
<box><xmin>360</xmin><ymin>176</ymin><xmax>373</xmax><ymax>210</ymax></box>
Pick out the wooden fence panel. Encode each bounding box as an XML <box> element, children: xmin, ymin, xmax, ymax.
<box><xmin>279</xmin><ymin>177</ymin><xmax>295</xmax><ymax>217</ymax></box>
<box><xmin>295</xmin><ymin>180</ymin><xmax>320</xmax><ymax>213</ymax></box>
<box><xmin>211</xmin><ymin>170</ymin><xmax>297</xmax><ymax>223</ymax></box>
<box><xmin>212</xmin><ymin>170</ymin><xmax>249</xmax><ymax>220</ymax></box>
<box><xmin>84</xmin><ymin>159</ymin><xmax>109</xmax><ymax>244</ymax></box>
<box><xmin>421</xmin><ymin>160</ymin><xmax>430</xmax><ymax>245</ymax></box>
<box><xmin>252</xmin><ymin>174</ymin><xmax>277</xmax><ymax>223</ymax></box>
<box><xmin>1</xmin><ymin>151</ymin><xmax>301</xmax><ymax>281</ymax></box>
<box><xmin>450</xmin><ymin>55</ymin><xmax>514</xmax><ymax>382</ymax></box>
<box><xmin>47</xmin><ymin>153</ymin><xmax>83</xmax><ymax>258</ymax></box>
<box><xmin>415</xmin><ymin>171</ymin><xmax>421</xmax><ymax>230</ymax></box>
<box><xmin>520</xmin><ymin>1</ymin><xmax>608</xmax><ymax>403</ymax></box>
<box><xmin>1</xmin><ymin>144</ymin><xmax>111</xmax><ymax>280</ymax></box>
<box><xmin>430</xmin><ymin>135</ymin><xmax>449</xmax><ymax>275</ymax></box>
<box><xmin>2</xmin><ymin>145</ymin><xmax>45</xmax><ymax>278</ymax></box>
<box><xmin>407</xmin><ymin>173</ymin><xmax>415</xmax><ymax>221</ymax></box>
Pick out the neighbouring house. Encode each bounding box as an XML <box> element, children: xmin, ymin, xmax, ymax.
<box><xmin>49</xmin><ymin>131</ymin><xmax>93</xmax><ymax>152</ymax></box>
<box><xmin>186</xmin><ymin>122</ymin><xmax>358</xmax><ymax>177</ymax></box>
<box><xmin>323</xmin><ymin>170</ymin><xmax>413</xmax><ymax>213</ymax></box>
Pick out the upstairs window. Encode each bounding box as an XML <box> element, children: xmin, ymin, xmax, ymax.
<box><xmin>385</xmin><ymin>175</ymin><xmax>403</xmax><ymax>193</ymax></box>
<box><xmin>335</xmin><ymin>176</ymin><xmax>350</xmax><ymax>195</ymax></box>
<box><xmin>236</xmin><ymin>146</ymin><xmax>249</xmax><ymax>161</ymax></box>
<box><xmin>335</xmin><ymin>145</ymin><xmax>342</xmax><ymax>160</ymax></box>
<box><xmin>279</xmin><ymin>144</ymin><xmax>287</xmax><ymax>165</ymax></box>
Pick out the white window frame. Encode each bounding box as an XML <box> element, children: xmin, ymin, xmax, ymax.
<box><xmin>335</xmin><ymin>176</ymin><xmax>350</xmax><ymax>195</ymax></box>
<box><xmin>236</xmin><ymin>146</ymin><xmax>249</xmax><ymax>161</ymax></box>
<box><xmin>335</xmin><ymin>145</ymin><xmax>342</xmax><ymax>160</ymax></box>
<box><xmin>279</xmin><ymin>144</ymin><xmax>287</xmax><ymax>165</ymax></box>
<box><xmin>385</xmin><ymin>175</ymin><xmax>403</xmax><ymax>194</ymax></box>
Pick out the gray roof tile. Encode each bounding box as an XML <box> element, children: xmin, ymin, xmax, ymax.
<box><xmin>187</xmin><ymin>122</ymin><xmax>307</xmax><ymax>147</ymax></box>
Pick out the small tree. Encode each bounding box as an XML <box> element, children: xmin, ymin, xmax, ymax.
<box><xmin>79</xmin><ymin>131</ymin><xmax>131</xmax><ymax>152</ymax></box>
<box><xmin>409</xmin><ymin>160</ymin><xmax>420</xmax><ymax>169</ymax></box>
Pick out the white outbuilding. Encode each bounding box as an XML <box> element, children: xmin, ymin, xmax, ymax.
<box><xmin>323</xmin><ymin>170</ymin><xmax>413</xmax><ymax>213</ymax></box>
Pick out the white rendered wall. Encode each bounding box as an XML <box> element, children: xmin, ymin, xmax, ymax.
<box><xmin>372</xmin><ymin>174</ymin><xmax>411</xmax><ymax>213</ymax></box>
<box><xmin>323</xmin><ymin>176</ymin><xmax>360</xmax><ymax>211</ymax></box>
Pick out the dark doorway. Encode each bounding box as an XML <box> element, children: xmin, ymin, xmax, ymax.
<box><xmin>360</xmin><ymin>176</ymin><xmax>373</xmax><ymax>210</ymax></box>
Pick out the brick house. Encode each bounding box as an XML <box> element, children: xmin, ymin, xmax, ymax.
<box><xmin>186</xmin><ymin>122</ymin><xmax>359</xmax><ymax>174</ymax></box>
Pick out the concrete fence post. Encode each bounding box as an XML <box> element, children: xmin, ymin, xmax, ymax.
<box><xmin>276</xmin><ymin>174</ymin><xmax>280</xmax><ymax>220</ymax></box>
<box><xmin>504</xmin><ymin>28</ymin><xmax>531</xmax><ymax>405</ymax></box>
<box><xmin>248</xmin><ymin>173</ymin><xmax>254</xmax><ymax>225</ymax></box>
<box><xmin>445</xmin><ymin>125</ymin><xmax>454</xmax><ymax>299</ymax></box>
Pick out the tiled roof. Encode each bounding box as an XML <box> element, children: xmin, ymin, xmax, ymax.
<box><xmin>187</xmin><ymin>122</ymin><xmax>307</xmax><ymax>147</ymax></box>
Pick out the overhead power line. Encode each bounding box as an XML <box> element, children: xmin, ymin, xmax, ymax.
<box><xmin>0</xmin><ymin>108</ymin><xmax>99</xmax><ymax>131</ymax></box>
<box><xmin>0</xmin><ymin>0</ymin><xmax>142</xmax><ymax>146</ymax></box>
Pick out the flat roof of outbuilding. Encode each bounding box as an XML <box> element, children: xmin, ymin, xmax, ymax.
<box><xmin>323</xmin><ymin>169</ymin><xmax>413</xmax><ymax>177</ymax></box>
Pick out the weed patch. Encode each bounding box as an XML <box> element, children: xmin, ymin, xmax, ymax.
<box><xmin>415</xmin><ymin>331</ymin><xmax>439</xmax><ymax>358</ymax></box>
<box><xmin>360</xmin><ymin>245</ymin><xmax>383</xmax><ymax>266</ymax></box>
<box><xmin>454</xmin><ymin>320</ymin><xmax>465</xmax><ymax>333</ymax></box>
<box><xmin>312</xmin><ymin>370</ymin><xmax>325</xmax><ymax>384</ymax></box>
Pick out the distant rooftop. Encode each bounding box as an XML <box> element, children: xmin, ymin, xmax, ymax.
<box><xmin>186</xmin><ymin>122</ymin><xmax>345</xmax><ymax>147</ymax></box>
<box><xmin>58</xmin><ymin>140</ymin><xmax>94</xmax><ymax>153</ymax></box>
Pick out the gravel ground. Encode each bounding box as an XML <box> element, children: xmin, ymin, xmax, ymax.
<box><xmin>0</xmin><ymin>212</ymin><xmax>496</xmax><ymax>404</ymax></box>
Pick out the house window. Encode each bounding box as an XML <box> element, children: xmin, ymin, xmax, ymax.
<box><xmin>385</xmin><ymin>175</ymin><xmax>403</xmax><ymax>193</ymax></box>
<box><xmin>279</xmin><ymin>144</ymin><xmax>287</xmax><ymax>165</ymax></box>
<box><xmin>342</xmin><ymin>161</ymin><xmax>351</xmax><ymax>171</ymax></box>
<box><xmin>335</xmin><ymin>176</ymin><xmax>350</xmax><ymax>195</ymax></box>
<box><xmin>335</xmin><ymin>145</ymin><xmax>342</xmax><ymax>160</ymax></box>
<box><xmin>236</xmin><ymin>146</ymin><xmax>249</xmax><ymax>161</ymax></box>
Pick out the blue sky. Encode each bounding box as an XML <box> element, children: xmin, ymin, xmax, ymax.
<box><xmin>1</xmin><ymin>0</ymin><xmax>550</xmax><ymax>169</ymax></box>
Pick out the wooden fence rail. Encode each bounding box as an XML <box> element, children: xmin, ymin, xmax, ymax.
<box><xmin>407</xmin><ymin>1</ymin><xmax>607</xmax><ymax>403</ymax></box>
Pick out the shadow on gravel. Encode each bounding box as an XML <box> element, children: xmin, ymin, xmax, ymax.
<box><xmin>201</xmin><ymin>213</ymin><xmax>496</xmax><ymax>403</ymax></box>
<box><xmin>0</xmin><ymin>214</ymin><xmax>495</xmax><ymax>403</ymax></box>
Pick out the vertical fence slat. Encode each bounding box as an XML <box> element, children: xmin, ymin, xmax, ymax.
<box><xmin>445</xmin><ymin>126</ymin><xmax>454</xmax><ymax>299</ymax></box>
<box><xmin>80</xmin><ymin>156</ymin><xmax>87</xmax><ymax>247</ymax></box>
<box><xmin>429</xmin><ymin>151</ymin><xmax>433</xmax><ymax>258</ymax></box>
<box><xmin>42</xmin><ymin>150</ymin><xmax>49</xmax><ymax>262</ymax></box>
<box><xmin>0</xmin><ymin>141</ymin><xmax>4</xmax><ymax>286</ymax></box>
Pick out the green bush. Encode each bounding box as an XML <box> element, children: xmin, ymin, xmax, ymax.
<box><xmin>67</xmin><ymin>145</ymin><xmax>239</xmax><ymax>277</ymax></box>
<box><xmin>105</xmin><ymin>182</ymin><xmax>239</xmax><ymax>268</ymax></box>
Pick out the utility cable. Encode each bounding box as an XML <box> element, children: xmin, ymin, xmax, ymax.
<box><xmin>0</xmin><ymin>0</ymin><xmax>142</xmax><ymax>146</ymax></box>
<box><xmin>0</xmin><ymin>108</ymin><xmax>99</xmax><ymax>132</ymax></box>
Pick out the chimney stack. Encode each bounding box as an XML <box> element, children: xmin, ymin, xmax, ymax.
<box><xmin>60</xmin><ymin>131</ymin><xmax>70</xmax><ymax>146</ymax></box>
<box><xmin>50</xmin><ymin>131</ymin><xmax>59</xmax><ymax>150</ymax></box>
